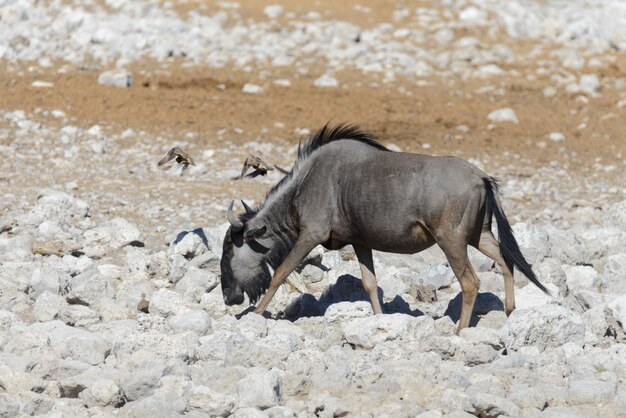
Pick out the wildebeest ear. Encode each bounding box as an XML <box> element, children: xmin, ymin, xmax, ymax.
<box><xmin>244</xmin><ymin>226</ymin><xmax>267</xmax><ymax>241</ymax></box>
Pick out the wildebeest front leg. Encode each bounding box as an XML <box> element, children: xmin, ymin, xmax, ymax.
<box><xmin>354</xmin><ymin>245</ymin><xmax>383</xmax><ymax>314</ymax></box>
<box><xmin>254</xmin><ymin>237</ymin><xmax>319</xmax><ymax>315</ymax></box>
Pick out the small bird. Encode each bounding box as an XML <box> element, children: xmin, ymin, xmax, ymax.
<box><xmin>158</xmin><ymin>147</ymin><xmax>195</xmax><ymax>175</ymax></box>
<box><xmin>238</xmin><ymin>155</ymin><xmax>289</xmax><ymax>179</ymax></box>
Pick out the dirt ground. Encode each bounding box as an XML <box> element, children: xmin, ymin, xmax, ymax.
<box><xmin>3</xmin><ymin>59</ymin><xmax>625</xmax><ymax>166</ymax></box>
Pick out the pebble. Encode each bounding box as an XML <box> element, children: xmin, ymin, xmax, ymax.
<box><xmin>313</xmin><ymin>74</ymin><xmax>339</xmax><ymax>88</ymax></box>
<box><xmin>487</xmin><ymin>108</ymin><xmax>519</xmax><ymax>124</ymax></box>
<box><xmin>263</xmin><ymin>5</ymin><xmax>284</xmax><ymax>19</ymax></box>
<box><xmin>97</xmin><ymin>69</ymin><xmax>133</xmax><ymax>88</ymax></box>
<box><xmin>548</xmin><ymin>132</ymin><xmax>565</xmax><ymax>142</ymax></box>
<box><xmin>242</xmin><ymin>83</ymin><xmax>264</xmax><ymax>94</ymax></box>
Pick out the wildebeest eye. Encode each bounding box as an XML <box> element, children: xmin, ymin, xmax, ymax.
<box><xmin>244</xmin><ymin>226</ymin><xmax>267</xmax><ymax>241</ymax></box>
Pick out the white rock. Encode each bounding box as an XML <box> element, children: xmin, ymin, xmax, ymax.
<box><xmin>233</xmin><ymin>408</ymin><xmax>269</xmax><ymax>418</ymax></box>
<box><xmin>200</xmin><ymin>288</ymin><xmax>228</xmax><ymax>318</ymax></box>
<box><xmin>33</xmin><ymin>291</ymin><xmax>67</xmax><ymax>322</ymax></box>
<box><xmin>459</xmin><ymin>6</ymin><xmax>487</xmax><ymax>23</ymax></box>
<box><xmin>533</xmin><ymin>258</ymin><xmax>567</xmax><ymax>295</ymax></box>
<box><xmin>0</xmin><ymin>310</ymin><xmax>23</xmax><ymax>331</ymax></box>
<box><xmin>500</xmin><ymin>305</ymin><xmax>585</xmax><ymax>352</ymax></box>
<box><xmin>299</xmin><ymin>263</ymin><xmax>324</xmax><ymax>284</ymax></box>
<box><xmin>32</xmin><ymin>80</ymin><xmax>54</xmax><ymax>88</ymax></box>
<box><xmin>416</xmin><ymin>263</ymin><xmax>455</xmax><ymax>289</ymax></box>
<box><xmin>97</xmin><ymin>69</ymin><xmax>133</xmax><ymax>88</ymax></box>
<box><xmin>477</xmin><ymin>64</ymin><xmax>505</xmax><ymax>77</ymax></box>
<box><xmin>606</xmin><ymin>294</ymin><xmax>626</xmax><ymax>333</ymax></box>
<box><xmin>603</xmin><ymin>200</ymin><xmax>626</xmax><ymax>230</ymax></box>
<box><xmin>263</xmin><ymin>5</ymin><xmax>283</xmax><ymax>18</ymax></box>
<box><xmin>236</xmin><ymin>368</ymin><xmax>282</xmax><ymax>409</ymax></box>
<box><xmin>324</xmin><ymin>301</ymin><xmax>373</xmax><ymax>322</ymax></box>
<box><xmin>89</xmin><ymin>378</ymin><xmax>120</xmax><ymax>406</ymax></box>
<box><xmin>546</xmin><ymin>227</ymin><xmax>590</xmax><ymax>265</ymax></box>
<box><xmin>567</xmin><ymin>378</ymin><xmax>617</xmax><ymax>405</ymax></box>
<box><xmin>462</xmin><ymin>344</ymin><xmax>499</xmax><ymax>366</ymax></box>
<box><xmin>168</xmin><ymin>253</ymin><xmax>188</xmax><ymax>284</ymax></box>
<box><xmin>48</xmin><ymin>322</ymin><xmax>110</xmax><ymax>365</ymax></box>
<box><xmin>66</xmin><ymin>270</ymin><xmax>113</xmax><ymax>306</ymax></box>
<box><xmin>59</xmin><ymin>304</ymin><xmax>99</xmax><ymax>327</ymax></box>
<box><xmin>169</xmin><ymin>229</ymin><xmax>209</xmax><ymax>260</ymax></box>
<box><xmin>600</xmin><ymin>254</ymin><xmax>626</xmax><ymax>293</ymax></box>
<box><xmin>511</xmin><ymin>222</ymin><xmax>550</xmax><ymax>265</ymax></box>
<box><xmin>378</xmin><ymin>268</ymin><xmax>410</xmax><ymax>301</ymax></box>
<box><xmin>242</xmin><ymin>83</ymin><xmax>264</xmax><ymax>94</ymax></box>
<box><xmin>146</xmin><ymin>251</ymin><xmax>170</xmax><ymax>278</ymax></box>
<box><xmin>273</xmin><ymin>79</ymin><xmax>291</xmax><ymax>87</ymax></box>
<box><xmin>563</xmin><ymin>265</ymin><xmax>598</xmax><ymax>294</ymax></box>
<box><xmin>83</xmin><ymin>218</ymin><xmax>142</xmax><ymax>249</ymax></box>
<box><xmin>176</xmin><ymin>267</ymin><xmax>218</xmax><ymax>302</ymax></box>
<box><xmin>149</xmin><ymin>288</ymin><xmax>184</xmax><ymax>317</ymax></box>
<box><xmin>237</xmin><ymin>314</ymin><xmax>268</xmax><ymax>340</ymax></box>
<box><xmin>434</xmin><ymin>28</ymin><xmax>455</xmax><ymax>44</ymax></box>
<box><xmin>342</xmin><ymin>314</ymin><xmax>413</xmax><ymax>349</ymax></box>
<box><xmin>579</xmin><ymin>74</ymin><xmax>601</xmax><ymax>95</ymax></box>
<box><xmin>29</xmin><ymin>266</ymin><xmax>67</xmax><ymax>298</ymax></box>
<box><xmin>487</xmin><ymin>108</ymin><xmax>519</xmax><ymax>124</ymax></box>
<box><xmin>548</xmin><ymin>132</ymin><xmax>565</xmax><ymax>142</ymax></box>
<box><xmin>543</xmin><ymin>86</ymin><xmax>557</xmax><ymax>97</ymax></box>
<box><xmin>313</xmin><ymin>74</ymin><xmax>338</xmax><ymax>88</ymax></box>
<box><xmin>514</xmin><ymin>282</ymin><xmax>560</xmax><ymax>309</ymax></box>
<box><xmin>168</xmin><ymin>310</ymin><xmax>212</xmax><ymax>335</ymax></box>
<box><xmin>459</xmin><ymin>327</ymin><xmax>501</xmax><ymax>349</ymax></box>
<box><xmin>28</xmin><ymin>190</ymin><xmax>89</xmax><ymax>225</ymax></box>
<box><xmin>187</xmin><ymin>385</ymin><xmax>235</xmax><ymax>416</ymax></box>
<box><xmin>0</xmin><ymin>394</ymin><xmax>20</xmax><ymax>418</ymax></box>
<box><xmin>121</xmin><ymin>363</ymin><xmax>165</xmax><ymax>401</ymax></box>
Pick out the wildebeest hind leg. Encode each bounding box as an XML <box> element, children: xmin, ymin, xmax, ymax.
<box><xmin>354</xmin><ymin>245</ymin><xmax>383</xmax><ymax>314</ymax></box>
<box><xmin>476</xmin><ymin>230</ymin><xmax>515</xmax><ymax>316</ymax></box>
<box><xmin>439</xmin><ymin>243</ymin><xmax>480</xmax><ymax>333</ymax></box>
<box><xmin>254</xmin><ymin>237</ymin><xmax>320</xmax><ymax>315</ymax></box>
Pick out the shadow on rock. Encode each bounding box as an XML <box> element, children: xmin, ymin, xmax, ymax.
<box><xmin>444</xmin><ymin>292</ymin><xmax>504</xmax><ymax>327</ymax></box>
<box><xmin>173</xmin><ymin>228</ymin><xmax>209</xmax><ymax>248</ymax></box>
<box><xmin>281</xmin><ymin>274</ymin><xmax>423</xmax><ymax>320</ymax></box>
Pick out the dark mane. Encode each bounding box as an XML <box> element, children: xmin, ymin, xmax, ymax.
<box><xmin>297</xmin><ymin>123</ymin><xmax>388</xmax><ymax>161</ymax></box>
<box><xmin>236</xmin><ymin>123</ymin><xmax>388</xmax><ymax>223</ymax></box>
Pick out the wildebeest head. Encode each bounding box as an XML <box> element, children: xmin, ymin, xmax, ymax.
<box><xmin>220</xmin><ymin>201</ymin><xmax>271</xmax><ymax>305</ymax></box>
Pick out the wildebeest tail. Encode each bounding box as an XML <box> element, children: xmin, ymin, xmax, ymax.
<box><xmin>483</xmin><ymin>177</ymin><xmax>550</xmax><ymax>295</ymax></box>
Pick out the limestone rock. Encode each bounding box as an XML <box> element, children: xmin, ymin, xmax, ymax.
<box><xmin>500</xmin><ymin>305</ymin><xmax>585</xmax><ymax>351</ymax></box>
<box><xmin>236</xmin><ymin>368</ymin><xmax>282</xmax><ymax>409</ymax></box>
<box><xmin>168</xmin><ymin>310</ymin><xmax>212</xmax><ymax>335</ymax></box>
<box><xmin>149</xmin><ymin>288</ymin><xmax>184</xmax><ymax>317</ymax></box>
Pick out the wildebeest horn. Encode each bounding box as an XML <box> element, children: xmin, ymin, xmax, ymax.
<box><xmin>227</xmin><ymin>201</ymin><xmax>244</xmax><ymax>232</ymax></box>
<box><xmin>241</xmin><ymin>200</ymin><xmax>254</xmax><ymax>214</ymax></box>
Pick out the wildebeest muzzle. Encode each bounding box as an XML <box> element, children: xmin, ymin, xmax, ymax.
<box><xmin>223</xmin><ymin>287</ymin><xmax>244</xmax><ymax>305</ymax></box>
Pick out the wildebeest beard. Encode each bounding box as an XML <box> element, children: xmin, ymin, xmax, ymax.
<box><xmin>239</xmin><ymin>262</ymin><xmax>272</xmax><ymax>304</ymax></box>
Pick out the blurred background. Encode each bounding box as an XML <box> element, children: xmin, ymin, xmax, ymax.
<box><xmin>1</xmin><ymin>0</ymin><xmax>624</xmax><ymax>237</ymax></box>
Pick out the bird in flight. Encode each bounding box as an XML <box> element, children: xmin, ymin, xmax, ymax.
<box><xmin>158</xmin><ymin>147</ymin><xmax>196</xmax><ymax>175</ymax></box>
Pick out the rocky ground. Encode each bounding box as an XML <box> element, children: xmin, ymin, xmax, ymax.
<box><xmin>1</xmin><ymin>0</ymin><xmax>626</xmax><ymax>417</ymax></box>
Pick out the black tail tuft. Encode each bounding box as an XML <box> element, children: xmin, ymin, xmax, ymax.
<box><xmin>483</xmin><ymin>178</ymin><xmax>550</xmax><ymax>295</ymax></box>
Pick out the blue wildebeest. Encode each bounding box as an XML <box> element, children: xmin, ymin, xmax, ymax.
<box><xmin>220</xmin><ymin>124</ymin><xmax>548</xmax><ymax>332</ymax></box>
